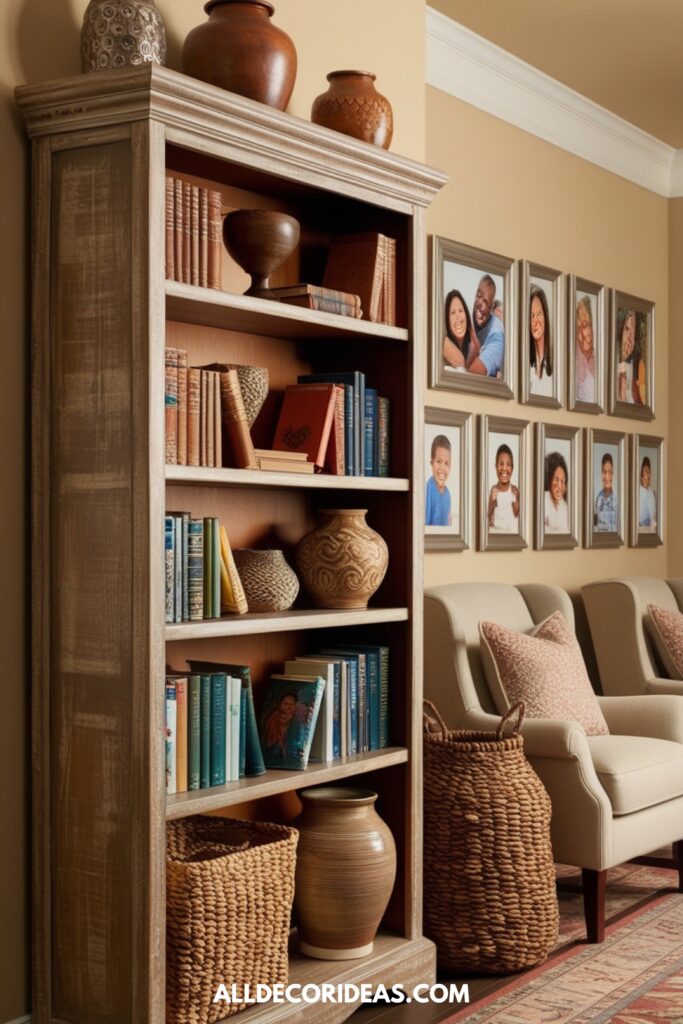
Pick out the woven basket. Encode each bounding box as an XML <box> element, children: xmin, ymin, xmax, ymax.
<box><xmin>166</xmin><ymin>816</ymin><xmax>298</xmax><ymax>1024</ymax></box>
<box><xmin>232</xmin><ymin>549</ymin><xmax>299</xmax><ymax>612</ymax></box>
<box><xmin>423</xmin><ymin>701</ymin><xmax>558</xmax><ymax>974</ymax></box>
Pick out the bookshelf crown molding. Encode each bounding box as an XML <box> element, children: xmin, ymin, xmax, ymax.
<box><xmin>426</xmin><ymin>6</ymin><xmax>683</xmax><ymax>199</ymax></box>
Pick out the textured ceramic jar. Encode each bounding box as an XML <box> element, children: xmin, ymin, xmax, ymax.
<box><xmin>296</xmin><ymin>509</ymin><xmax>388</xmax><ymax>609</ymax></box>
<box><xmin>80</xmin><ymin>0</ymin><xmax>167</xmax><ymax>72</ymax></box>
<box><xmin>232</xmin><ymin>549</ymin><xmax>299</xmax><ymax>612</ymax></box>
<box><xmin>294</xmin><ymin>788</ymin><xmax>396</xmax><ymax>960</ymax></box>
<box><xmin>311</xmin><ymin>71</ymin><xmax>393</xmax><ymax>149</ymax></box>
<box><xmin>182</xmin><ymin>0</ymin><xmax>297</xmax><ymax>110</ymax></box>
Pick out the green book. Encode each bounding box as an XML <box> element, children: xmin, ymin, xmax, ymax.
<box><xmin>187</xmin><ymin>674</ymin><xmax>201</xmax><ymax>790</ymax></box>
<box><xmin>189</xmin><ymin>660</ymin><xmax>266</xmax><ymax>777</ymax></box>
<box><xmin>210</xmin><ymin>672</ymin><xmax>227</xmax><ymax>786</ymax></box>
<box><xmin>203</xmin><ymin>516</ymin><xmax>213</xmax><ymax>619</ymax></box>
<box><xmin>212</xmin><ymin>517</ymin><xmax>221</xmax><ymax>618</ymax></box>
<box><xmin>199</xmin><ymin>674</ymin><xmax>211</xmax><ymax>789</ymax></box>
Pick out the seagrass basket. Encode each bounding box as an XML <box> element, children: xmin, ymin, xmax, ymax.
<box><xmin>423</xmin><ymin>701</ymin><xmax>558</xmax><ymax>974</ymax></box>
<box><xmin>166</xmin><ymin>816</ymin><xmax>298</xmax><ymax>1023</ymax></box>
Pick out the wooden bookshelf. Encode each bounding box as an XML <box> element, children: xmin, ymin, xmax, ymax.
<box><xmin>17</xmin><ymin>64</ymin><xmax>446</xmax><ymax>1024</ymax></box>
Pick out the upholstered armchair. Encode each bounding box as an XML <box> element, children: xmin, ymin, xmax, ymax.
<box><xmin>582</xmin><ymin>576</ymin><xmax>683</xmax><ymax>696</ymax></box>
<box><xmin>424</xmin><ymin>581</ymin><xmax>683</xmax><ymax>943</ymax></box>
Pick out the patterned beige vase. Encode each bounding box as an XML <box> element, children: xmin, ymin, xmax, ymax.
<box><xmin>296</xmin><ymin>509</ymin><xmax>388</xmax><ymax>609</ymax></box>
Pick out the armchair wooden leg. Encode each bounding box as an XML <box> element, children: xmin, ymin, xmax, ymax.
<box><xmin>582</xmin><ymin>868</ymin><xmax>606</xmax><ymax>943</ymax></box>
<box><xmin>674</xmin><ymin>841</ymin><xmax>683</xmax><ymax>893</ymax></box>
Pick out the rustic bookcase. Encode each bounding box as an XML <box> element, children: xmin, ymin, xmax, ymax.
<box><xmin>16</xmin><ymin>66</ymin><xmax>446</xmax><ymax>1024</ymax></box>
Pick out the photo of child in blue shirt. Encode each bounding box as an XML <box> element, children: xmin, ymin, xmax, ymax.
<box><xmin>425</xmin><ymin>434</ymin><xmax>452</xmax><ymax>527</ymax></box>
<box><xmin>594</xmin><ymin>451</ymin><xmax>618</xmax><ymax>533</ymax></box>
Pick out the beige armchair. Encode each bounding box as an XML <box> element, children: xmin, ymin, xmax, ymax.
<box><xmin>424</xmin><ymin>581</ymin><xmax>683</xmax><ymax>943</ymax></box>
<box><xmin>582</xmin><ymin>576</ymin><xmax>683</xmax><ymax>696</ymax></box>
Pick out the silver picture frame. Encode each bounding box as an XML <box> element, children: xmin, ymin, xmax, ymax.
<box><xmin>630</xmin><ymin>433</ymin><xmax>664</xmax><ymax>548</ymax></box>
<box><xmin>519</xmin><ymin>260</ymin><xmax>563</xmax><ymax>410</ymax></box>
<box><xmin>567</xmin><ymin>275</ymin><xmax>607</xmax><ymax>414</ymax></box>
<box><xmin>478</xmin><ymin>414</ymin><xmax>529</xmax><ymax>552</ymax></box>
<box><xmin>424</xmin><ymin>407</ymin><xmax>472</xmax><ymax>552</ymax></box>
<box><xmin>584</xmin><ymin>427</ymin><xmax>626</xmax><ymax>548</ymax></box>
<box><xmin>534</xmin><ymin>422</ymin><xmax>581</xmax><ymax>551</ymax></box>
<box><xmin>609</xmin><ymin>290</ymin><xmax>655</xmax><ymax>421</ymax></box>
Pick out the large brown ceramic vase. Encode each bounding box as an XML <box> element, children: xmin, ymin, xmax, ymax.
<box><xmin>182</xmin><ymin>0</ymin><xmax>297</xmax><ymax>110</ymax></box>
<box><xmin>296</xmin><ymin>509</ymin><xmax>388</xmax><ymax>609</ymax></box>
<box><xmin>294</xmin><ymin>788</ymin><xmax>396</xmax><ymax>960</ymax></box>
<box><xmin>311</xmin><ymin>71</ymin><xmax>393</xmax><ymax>149</ymax></box>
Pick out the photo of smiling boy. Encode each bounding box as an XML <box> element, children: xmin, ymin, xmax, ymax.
<box><xmin>488</xmin><ymin>443</ymin><xmax>519</xmax><ymax>533</ymax></box>
<box><xmin>594</xmin><ymin>451</ymin><xmax>618</xmax><ymax>532</ymax></box>
<box><xmin>425</xmin><ymin>434</ymin><xmax>452</xmax><ymax>526</ymax></box>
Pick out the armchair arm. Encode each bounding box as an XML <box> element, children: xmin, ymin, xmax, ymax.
<box><xmin>460</xmin><ymin>708</ymin><xmax>590</xmax><ymax>760</ymax></box>
<box><xmin>597</xmin><ymin>694</ymin><xmax>683</xmax><ymax>742</ymax></box>
<box><xmin>646</xmin><ymin>678</ymin><xmax>683</xmax><ymax>696</ymax></box>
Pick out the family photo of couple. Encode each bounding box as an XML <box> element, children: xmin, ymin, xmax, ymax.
<box><xmin>442</xmin><ymin>273</ymin><xmax>504</xmax><ymax>379</ymax></box>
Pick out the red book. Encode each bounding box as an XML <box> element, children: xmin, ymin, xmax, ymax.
<box><xmin>273</xmin><ymin>383</ymin><xmax>337</xmax><ymax>471</ymax></box>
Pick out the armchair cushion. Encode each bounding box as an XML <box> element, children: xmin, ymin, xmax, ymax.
<box><xmin>587</xmin><ymin>735</ymin><xmax>683</xmax><ymax>815</ymax></box>
<box><xmin>480</xmin><ymin>611</ymin><xmax>609</xmax><ymax>736</ymax></box>
<box><xmin>647</xmin><ymin>604</ymin><xmax>683</xmax><ymax>679</ymax></box>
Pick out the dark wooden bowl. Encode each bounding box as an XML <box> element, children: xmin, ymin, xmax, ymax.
<box><xmin>223</xmin><ymin>209</ymin><xmax>300</xmax><ymax>297</ymax></box>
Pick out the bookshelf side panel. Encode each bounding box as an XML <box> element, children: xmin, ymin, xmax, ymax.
<box><xmin>49</xmin><ymin>139</ymin><xmax>140</xmax><ymax>1024</ymax></box>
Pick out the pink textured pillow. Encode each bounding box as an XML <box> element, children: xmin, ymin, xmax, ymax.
<box><xmin>479</xmin><ymin>611</ymin><xmax>609</xmax><ymax>736</ymax></box>
<box><xmin>647</xmin><ymin>604</ymin><xmax>683</xmax><ymax>679</ymax></box>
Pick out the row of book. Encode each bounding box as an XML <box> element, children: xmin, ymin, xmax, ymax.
<box><xmin>165</xmin><ymin>349</ymin><xmax>254</xmax><ymax>468</ymax></box>
<box><xmin>164</xmin><ymin>175</ymin><xmax>222</xmax><ymax>289</ymax></box>
<box><xmin>165</xmin><ymin>663</ymin><xmax>265</xmax><ymax>795</ymax></box>
<box><xmin>164</xmin><ymin>513</ymin><xmax>246</xmax><ymax>623</ymax></box>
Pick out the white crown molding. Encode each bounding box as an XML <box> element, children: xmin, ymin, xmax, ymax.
<box><xmin>426</xmin><ymin>6</ymin><xmax>683</xmax><ymax>199</ymax></box>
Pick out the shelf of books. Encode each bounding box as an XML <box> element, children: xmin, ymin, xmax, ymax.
<box><xmin>18</xmin><ymin>65</ymin><xmax>446</xmax><ymax>1024</ymax></box>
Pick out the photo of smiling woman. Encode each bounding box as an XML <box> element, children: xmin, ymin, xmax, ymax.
<box><xmin>529</xmin><ymin>286</ymin><xmax>553</xmax><ymax>398</ymax></box>
<box><xmin>544</xmin><ymin>451</ymin><xmax>569</xmax><ymax>534</ymax></box>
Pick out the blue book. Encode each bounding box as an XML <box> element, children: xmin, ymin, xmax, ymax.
<box><xmin>210</xmin><ymin>673</ymin><xmax>227</xmax><ymax>787</ymax></box>
<box><xmin>321</xmin><ymin>650</ymin><xmax>360</xmax><ymax>755</ymax></box>
<box><xmin>343</xmin><ymin>645</ymin><xmax>385</xmax><ymax>751</ymax></box>
<box><xmin>239</xmin><ymin>686</ymin><xmax>247</xmax><ymax>778</ymax></box>
<box><xmin>259</xmin><ymin>675</ymin><xmax>325</xmax><ymax>770</ymax></box>
<box><xmin>164</xmin><ymin>516</ymin><xmax>174</xmax><ymax>623</ymax></box>
<box><xmin>189</xmin><ymin>660</ymin><xmax>266</xmax><ymax>777</ymax></box>
<box><xmin>199</xmin><ymin>674</ymin><xmax>211</xmax><ymax>789</ymax></box>
<box><xmin>364</xmin><ymin>388</ymin><xmax>377</xmax><ymax>477</ymax></box>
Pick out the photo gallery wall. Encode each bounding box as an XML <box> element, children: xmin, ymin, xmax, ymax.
<box><xmin>425</xmin><ymin>235</ymin><xmax>663</xmax><ymax>553</ymax></box>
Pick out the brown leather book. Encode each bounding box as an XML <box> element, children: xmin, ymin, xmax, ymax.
<box><xmin>173</xmin><ymin>178</ymin><xmax>183</xmax><ymax>283</ymax></box>
<box><xmin>200</xmin><ymin>370</ymin><xmax>208</xmax><ymax>466</ymax></box>
<box><xmin>199</xmin><ymin>188</ymin><xmax>209</xmax><ymax>289</ymax></box>
<box><xmin>207</xmin><ymin>190</ymin><xmax>222</xmax><ymax>290</ymax></box>
<box><xmin>182</xmin><ymin>182</ymin><xmax>192</xmax><ymax>286</ymax></box>
<box><xmin>165</xmin><ymin>347</ymin><xmax>178</xmax><ymax>464</ymax></box>
<box><xmin>322</xmin><ymin>232</ymin><xmax>385</xmax><ymax>323</ymax></box>
<box><xmin>191</xmin><ymin>185</ymin><xmax>200</xmax><ymax>288</ymax></box>
<box><xmin>165</xmin><ymin>177</ymin><xmax>174</xmax><ymax>281</ymax></box>
<box><xmin>323</xmin><ymin>385</ymin><xmax>345</xmax><ymax>475</ymax></box>
<box><xmin>219</xmin><ymin>370</ymin><xmax>257</xmax><ymax>469</ymax></box>
<box><xmin>206</xmin><ymin>369</ymin><xmax>215</xmax><ymax>468</ymax></box>
<box><xmin>213</xmin><ymin>372</ymin><xmax>222</xmax><ymax>469</ymax></box>
<box><xmin>187</xmin><ymin>368</ymin><xmax>201</xmax><ymax>467</ymax></box>
<box><xmin>177</xmin><ymin>348</ymin><xmax>188</xmax><ymax>466</ymax></box>
<box><xmin>273</xmin><ymin>383</ymin><xmax>337</xmax><ymax>470</ymax></box>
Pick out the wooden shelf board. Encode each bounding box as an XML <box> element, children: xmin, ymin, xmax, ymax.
<box><xmin>166</xmin><ymin>748</ymin><xmax>409</xmax><ymax>819</ymax></box>
<box><xmin>221</xmin><ymin>934</ymin><xmax>436</xmax><ymax>1024</ymax></box>
<box><xmin>165</xmin><ymin>607</ymin><xmax>409</xmax><ymax>641</ymax></box>
<box><xmin>166</xmin><ymin>281</ymin><xmax>409</xmax><ymax>342</ymax></box>
<box><xmin>165</xmin><ymin>465</ymin><xmax>410</xmax><ymax>492</ymax></box>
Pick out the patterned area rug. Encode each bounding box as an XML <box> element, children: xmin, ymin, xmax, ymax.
<box><xmin>446</xmin><ymin>861</ymin><xmax>682</xmax><ymax>1022</ymax></box>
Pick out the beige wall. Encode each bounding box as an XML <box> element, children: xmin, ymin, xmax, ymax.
<box><xmin>0</xmin><ymin>1</ymin><xmax>425</xmax><ymax>1020</ymax></box>
<box><xmin>668</xmin><ymin>200</ymin><xmax>683</xmax><ymax>576</ymax></box>
<box><xmin>425</xmin><ymin>88</ymin><xmax>670</xmax><ymax>601</ymax></box>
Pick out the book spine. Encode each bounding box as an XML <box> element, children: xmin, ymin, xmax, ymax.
<box><xmin>182</xmin><ymin>181</ymin><xmax>192</xmax><ymax>286</ymax></box>
<box><xmin>199</xmin><ymin>674</ymin><xmax>211</xmax><ymax>788</ymax></box>
<box><xmin>280</xmin><ymin>294</ymin><xmax>360</xmax><ymax>316</ymax></box>
<box><xmin>214</xmin><ymin>371</ymin><xmax>222</xmax><ymax>469</ymax></box>
<box><xmin>364</xmin><ymin>388</ymin><xmax>376</xmax><ymax>477</ymax></box>
<box><xmin>203</xmin><ymin>516</ymin><xmax>213</xmax><ymax>618</ymax></box>
<box><xmin>199</xmin><ymin>188</ymin><xmax>209</xmax><ymax>288</ymax></box>
<box><xmin>244</xmin><ymin>678</ymin><xmax>266</xmax><ymax>777</ymax></box>
<box><xmin>210</xmin><ymin>673</ymin><xmax>227</xmax><ymax>786</ymax></box>
<box><xmin>378</xmin><ymin>396</ymin><xmax>390</xmax><ymax>477</ymax></box>
<box><xmin>343</xmin><ymin>384</ymin><xmax>354</xmax><ymax>476</ymax></box>
<box><xmin>187</xmin><ymin>368</ymin><xmax>201</xmax><ymax>467</ymax></box>
<box><xmin>357</xmin><ymin>655</ymin><xmax>367</xmax><ymax>753</ymax></box>
<box><xmin>219</xmin><ymin>370</ymin><xmax>257</xmax><ymax>469</ymax></box>
<box><xmin>165</xmin><ymin>681</ymin><xmax>177</xmax><ymax>795</ymax></box>
<box><xmin>230</xmin><ymin>677</ymin><xmax>240</xmax><ymax>783</ymax></box>
<box><xmin>348</xmin><ymin>660</ymin><xmax>358</xmax><ymax>756</ymax></box>
<box><xmin>206</xmin><ymin>370</ymin><xmax>215</xmax><ymax>468</ymax></box>
<box><xmin>323</xmin><ymin>385</ymin><xmax>345</xmax><ymax>475</ymax></box>
<box><xmin>332</xmin><ymin>664</ymin><xmax>341</xmax><ymax>759</ymax></box>
<box><xmin>188</xmin><ymin>519</ymin><xmax>204</xmax><ymax>621</ymax></box>
<box><xmin>175</xmin><ymin>678</ymin><xmax>188</xmax><ymax>793</ymax></box>
<box><xmin>164</xmin><ymin>516</ymin><xmax>174</xmax><ymax>623</ymax></box>
<box><xmin>356</xmin><ymin>372</ymin><xmax>365</xmax><ymax>477</ymax></box>
<box><xmin>188</xmin><ymin>675</ymin><xmax>201</xmax><ymax>790</ymax></box>
<box><xmin>191</xmin><ymin>185</ymin><xmax>200</xmax><ymax>288</ymax></box>
<box><xmin>165</xmin><ymin>176</ymin><xmax>174</xmax><ymax>281</ymax></box>
<box><xmin>164</xmin><ymin>347</ymin><xmax>178</xmax><ymax>464</ymax></box>
<box><xmin>200</xmin><ymin>370</ymin><xmax>208</xmax><ymax>467</ymax></box>
<box><xmin>274</xmin><ymin>284</ymin><xmax>362</xmax><ymax>304</ymax></box>
<box><xmin>386</xmin><ymin>237</ymin><xmax>396</xmax><ymax>326</ymax></box>
<box><xmin>176</xmin><ymin>348</ymin><xmax>188</xmax><ymax>466</ymax></box>
<box><xmin>208</xmin><ymin>189</ymin><xmax>222</xmax><ymax>290</ymax></box>
<box><xmin>367</xmin><ymin>653</ymin><xmax>380</xmax><ymax>751</ymax></box>
<box><xmin>212</xmin><ymin>518</ymin><xmax>221</xmax><ymax>621</ymax></box>
<box><xmin>173</xmin><ymin>178</ymin><xmax>183</xmax><ymax>282</ymax></box>
<box><xmin>373</xmin><ymin>390</ymin><xmax>380</xmax><ymax>479</ymax></box>
<box><xmin>173</xmin><ymin>514</ymin><xmax>182</xmax><ymax>624</ymax></box>
<box><xmin>369</xmin><ymin>235</ymin><xmax>386</xmax><ymax>323</ymax></box>
<box><xmin>379</xmin><ymin>648</ymin><xmax>389</xmax><ymax>748</ymax></box>
<box><xmin>239</xmin><ymin>684</ymin><xmax>247</xmax><ymax>779</ymax></box>
<box><xmin>181</xmin><ymin>511</ymin><xmax>189</xmax><ymax>622</ymax></box>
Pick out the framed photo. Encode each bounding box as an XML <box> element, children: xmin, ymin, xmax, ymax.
<box><xmin>519</xmin><ymin>260</ymin><xmax>563</xmax><ymax>409</ymax></box>
<box><xmin>478</xmin><ymin>415</ymin><xmax>528</xmax><ymax>552</ymax></box>
<box><xmin>609</xmin><ymin>291</ymin><xmax>655</xmax><ymax>420</ymax></box>
<box><xmin>584</xmin><ymin>428</ymin><xmax>626</xmax><ymax>548</ymax></box>
<box><xmin>430</xmin><ymin>236</ymin><xmax>516</xmax><ymax>400</ymax></box>
<box><xmin>424</xmin><ymin>408</ymin><xmax>472</xmax><ymax>551</ymax></box>
<box><xmin>567</xmin><ymin>275</ymin><xmax>607</xmax><ymax>414</ymax></box>
<box><xmin>535</xmin><ymin>423</ymin><xmax>580</xmax><ymax>550</ymax></box>
<box><xmin>631</xmin><ymin>434</ymin><xmax>664</xmax><ymax>548</ymax></box>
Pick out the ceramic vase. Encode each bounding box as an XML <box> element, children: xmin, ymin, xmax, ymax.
<box><xmin>294</xmin><ymin>787</ymin><xmax>396</xmax><ymax>960</ymax></box>
<box><xmin>311</xmin><ymin>71</ymin><xmax>393</xmax><ymax>149</ymax></box>
<box><xmin>80</xmin><ymin>0</ymin><xmax>167</xmax><ymax>72</ymax></box>
<box><xmin>296</xmin><ymin>509</ymin><xmax>388</xmax><ymax>609</ymax></box>
<box><xmin>182</xmin><ymin>0</ymin><xmax>297</xmax><ymax>111</ymax></box>
<box><xmin>232</xmin><ymin>549</ymin><xmax>299</xmax><ymax>612</ymax></box>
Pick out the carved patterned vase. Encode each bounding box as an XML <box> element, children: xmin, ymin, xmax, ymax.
<box><xmin>294</xmin><ymin>787</ymin><xmax>397</xmax><ymax>960</ymax></box>
<box><xmin>232</xmin><ymin>549</ymin><xmax>299</xmax><ymax>612</ymax></box>
<box><xmin>80</xmin><ymin>0</ymin><xmax>167</xmax><ymax>72</ymax></box>
<box><xmin>226</xmin><ymin>364</ymin><xmax>269</xmax><ymax>426</ymax></box>
<box><xmin>182</xmin><ymin>0</ymin><xmax>297</xmax><ymax>111</ymax></box>
<box><xmin>311</xmin><ymin>71</ymin><xmax>393</xmax><ymax>149</ymax></box>
<box><xmin>296</xmin><ymin>509</ymin><xmax>388</xmax><ymax>610</ymax></box>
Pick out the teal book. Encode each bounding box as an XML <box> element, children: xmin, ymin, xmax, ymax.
<box><xmin>189</xmin><ymin>660</ymin><xmax>266</xmax><ymax>777</ymax></box>
<box><xmin>187</xmin><ymin>519</ymin><xmax>204</xmax><ymax>621</ymax></box>
<box><xmin>199</xmin><ymin>673</ymin><xmax>211</xmax><ymax>788</ymax></box>
<box><xmin>187</xmin><ymin>674</ymin><xmax>201</xmax><ymax>790</ymax></box>
<box><xmin>259</xmin><ymin>675</ymin><xmax>324</xmax><ymax>770</ymax></box>
<box><xmin>212</xmin><ymin>517</ymin><xmax>221</xmax><ymax>619</ymax></box>
<box><xmin>321</xmin><ymin>649</ymin><xmax>362</xmax><ymax>754</ymax></box>
<box><xmin>210</xmin><ymin>672</ymin><xmax>227</xmax><ymax>786</ymax></box>
<box><xmin>203</xmin><ymin>516</ymin><xmax>213</xmax><ymax>618</ymax></box>
<box><xmin>239</xmin><ymin>685</ymin><xmax>247</xmax><ymax>778</ymax></box>
<box><xmin>341</xmin><ymin>645</ymin><xmax>385</xmax><ymax>751</ymax></box>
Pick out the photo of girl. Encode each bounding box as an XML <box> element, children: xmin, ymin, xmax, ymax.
<box><xmin>442</xmin><ymin>289</ymin><xmax>480</xmax><ymax>373</ymax></box>
<box><xmin>520</xmin><ymin>262</ymin><xmax>562</xmax><ymax>409</ymax></box>
<box><xmin>616</xmin><ymin>308</ymin><xmax>644</xmax><ymax>406</ymax></box>
<box><xmin>544</xmin><ymin>451</ymin><xmax>569</xmax><ymax>534</ymax></box>
<box><xmin>479</xmin><ymin>417</ymin><xmax>528</xmax><ymax>551</ymax></box>
<box><xmin>610</xmin><ymin>292</ymin><xmax>655</xmax><ymax>421</ymax></box>
<box><xmin>488</xmin><ymin>443</ymin><xmax>519</xmax><ymax>533</ymax></box>
<box><xmin>424</xmin><ymin>410</ymin><xmax>472</xmax><ymax>551</ymax></box>
<box><xmin>529</xmin><ymin>286</ymin><xmax>553</xmax><ymax>398</ymax></box>
<box><xmin>535</xmin><ymin>424</ymin><xmax>579</xmax><ymax>550</ymax></box>
<box><xmin>631</xmin><ymin>434</ymin><xmax>664</xmax><ymax>548</ymax></box>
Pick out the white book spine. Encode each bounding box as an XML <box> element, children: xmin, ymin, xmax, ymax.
<box><xmin>230</xmin><ymin>677</ymin><xmax>241</xmax><ymax>782</ymax></box>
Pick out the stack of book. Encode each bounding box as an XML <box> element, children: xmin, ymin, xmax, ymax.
<box><xmin>323</xmin><ymin>232</ymin><xmax>397</xmax><ymax>325</ymax></box>
<box><xmin>254</xmin><ymin>448</ymin><xmax>314</xmax><ymax>474</ymax></box>
<box><xmin>165</xmin><ymin>175</ymin><xmax>223</xmax><ymax>289</ymax></box>
<box><xmin>268</xmin><ymin>283</ymin><xmax>363</xmax><ymax>318</ymax></box>
<box><xmin>165</xmin><ymin>513</ymin><xmax>247</xmax><ymax>623</ymax></box>
<box><xmin>165</xmin><ymin>663</ymin><xmax>265</xmax><ymax>795</ymax></box>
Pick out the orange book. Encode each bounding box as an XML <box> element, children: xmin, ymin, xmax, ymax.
<box><xmin>273</xmin><ymin>383</ymin><xmax>337</xmax><ymax>470</ymax></box>
<box><xmin>187</xmin><ymin>368</ymin><xmax>201</xmax><ymax>467</ymax></box>
<box><xmin>177</xmin><ymin>348</ymin><xmax>188</xmax><ymax>466</ymax></box>
<box><xmin>206</xmin><ymin>369</ymin><xmax>215</xmax><ymax>468</ymax></box>
<box><xmin>191</xmin><ymin>185</ymin><xmax>200</xmax><ymax>288</ymax></box>
<box><xmin>322</xmin><ymin>232</ymin><xmax>385</xmax><ymax>323</ymax></box>
<box><xmin>219</xmin><ymin>370</ymin><xmax>257</xmax><ymax>469</ymax></box>
<box><xmin>165</xmin><ymin>176</ymin><xmax>174</xmax><ymax>281</ymax></box>
<box><xmin>182</xmin><ymin>181</ymin><xmax>192</xmax><ymax>285</ymax></box>
<box><xmin>199</xmin><ymin>188</ymin><xmax>209</xmax><ymax>288</ymax></box>
<box><xmin>207</xmin><ymin>189</ymin><xmax>222</xmax><ymax>290</ymax></box>
<box><xmin>214</xmin><ymin>372</ymin><xmax>222</xmax><ymax>469</ymax></box>
<box><xmin>324</xmin><ymin>385</ymin><xmax>345</xmax><ymax>475</ymax></box>
<box><xmin>173</xmin><ymin>178</ymin><xmax>183</xmax><ymax>282</ymax></box>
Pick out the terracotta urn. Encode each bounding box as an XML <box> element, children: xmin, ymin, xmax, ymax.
<box><xmin>223</xmin><ymin>210</ymin><xmax>300</xmax><ymax>298</ymax></box>
<box><xmin>182</xmin><ymin>0</ymin><xmax>297</xmax><ymax>111</ymax></box>
<box><xmin>294</xmin><ymin>788</ymin><xmax>396</xmax><ymax>960</ymax></box>
<box><xmin>232</xmin><ymin>549</ymin><xmax>299</xmax><ymax>612</ymax></box>
<box><xmin>81</xmin><ymin>0</ymin><xmax>167</xmax><ymax>72</ymax></box>
<box><xmin>296</xmin><ymin>509</ymin><xmax>388</xmax><ymax>609</ymax></box>
<box><xmin>311</xmin><ymin>71</ymin><xmax>393</xmax><ymax>149</ymax></box>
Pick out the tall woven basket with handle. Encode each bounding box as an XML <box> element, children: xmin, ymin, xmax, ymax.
<box><xmin>423</xmin><ymin>701</ymin><xmax>558</xmax><ymax>974</ymax></box>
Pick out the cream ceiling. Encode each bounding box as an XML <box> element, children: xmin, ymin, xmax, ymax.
<box><xmin>430</xmin><ymin>0</ymin><xmax>683</xmax><ymax>148</ymax></box>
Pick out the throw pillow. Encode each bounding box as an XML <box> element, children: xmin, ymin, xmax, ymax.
<box><xmin>479</xmin><ymin>611</ymin><xmax>609</xmax><ymax>736</ymax></box>
<box><xmin>647</xmin><ymin>604</ymin><xmax>683</xmax><ymax>679</ymax></box>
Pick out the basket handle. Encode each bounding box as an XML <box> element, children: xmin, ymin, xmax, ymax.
<box><xmin>423</xmin><ymin>699</ymin><xmax>449</xmax><ymax>736</ymax></box>
<box><xmin>496</xmin><ymin>701</ymin><xmax>525</xmax><ymax>739</ymax></box>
